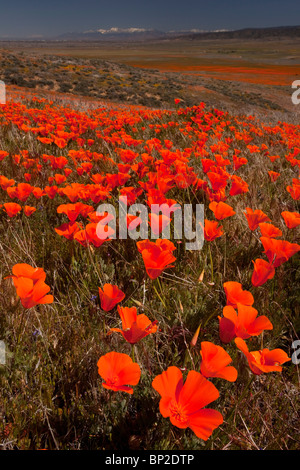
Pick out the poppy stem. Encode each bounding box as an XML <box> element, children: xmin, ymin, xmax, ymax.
<box><xmin>248</xmin><ymin>230</ymin><xmax>252</xmax><ymax>248</ymax></box>
<box><xmin>16</xmin><ymin>306</ymin><xmax>26</xmax><ymax>345</ymax></box>
<box><xmin>223</xmin><ymin>234</ymin><xmax>227</xmax><ymax>277</ymax></box>
<box><xmin>11</xmin><ymin>306</ymin><xmax>27</xmax><ymax>371</ymax></box>
<box><xmin>271</xmin><ymin>275</ymin><xmax>276</xmax><ymax>300</ymax></box>
<box><xmin>102</xmin><ymin>312</ymin><xmax>106</xmax><ymax>336</ymax></box>
<box><xmin>70</xmin><ymin>241</ymin><xmax>74</xmax><ymax>262</ymax></box>
<box><xmin>131</xmin><ymin>345</ymin><xmax>135</xmax><ymax>362</ymax></box>
<box><xmin>86</xmin><ymin>244</ymin><xmax>103</xmax><ymax>286</ymax></box>
<box><xmin>208</xmin><ymin>244</ymin><xmax>214</xmax><ymax>283</ymax></box>
<box><xmin>157</xmin><ymin>276</ymin><xmax>163</xmax><ymax>296</ymax></box>
<box><xmin>153</xmin><ymin>280</ymin><xmax>166</xmax><ymax>308</ymax></box>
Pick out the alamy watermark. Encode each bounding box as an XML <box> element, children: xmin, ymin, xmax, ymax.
<box><xmin>95</xmin><ymin>198</ymin><xmax>204</xmax><ymax>251</ymax></box>
<box><xmin>0</xmin><ymin>340</ymin><xmax>5</xmax><ymax>365</ymax></box>
<box><xmin>291</xmin><ymin>80</ymin><xmax>300</xmax><ymax>105</ymax></box>
<box><xmin>291</xmin><ymin>340</ymin><xmax>300</xmax><ymax>365</ymax></box>
<box><xmin>0</xmin><ymin>80</ymin><xmax>6</xmax><ymax>104</ymax></box>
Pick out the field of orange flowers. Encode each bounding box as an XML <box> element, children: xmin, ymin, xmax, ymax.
<box><xmin>0</xmin><ymin>95</ymin><xmax>299</xmax><ymax>450</ymax></box>
<box><xmin>128</xmin><ymin>62</ymin><xmax>300</xmax><ymax>86</ymax></box>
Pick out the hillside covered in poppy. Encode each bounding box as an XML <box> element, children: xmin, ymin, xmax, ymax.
<box><xmin>0</xmin><ymin>93</ymin><xmax>299</xmax><ymax>450</ymax></box>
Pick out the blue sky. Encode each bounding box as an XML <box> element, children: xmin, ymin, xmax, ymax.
<box><xmin>0</xmin><ymin>0</ymin><xmax>299</xmax><ymax>38</ymax></box>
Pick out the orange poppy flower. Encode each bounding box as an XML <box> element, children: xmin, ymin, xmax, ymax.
<box><xmin>32</xmin><ymin>187</ymin><xmax>44</xmax><ymax>199</ymax></box>
<box><xmin>23</xmin><ymin>206</ymin><xmax>36</xmax><ymax>217</ymax></box>
<box><xmin>207</xmin><ymin>171</ymin><xmax>228</xmax><ymax>191</ymax></box>
<box><xmin>97</xmin><ymin>351</ymin><xmax>141</xmax><ymax>394</ymax></box>
<box><xmin>8</xmin><ymin>263</ymin><xmax>53</xmax><ymax>309</ymax></box>
<box><xmin>74</xmin><ymin>223</ymin><xmax>114</xmax><ymax>247</ymax></box>
<box><xmin>199</xmin><ymin>341</ymin><xmax>238</xmax><ymax>382</ymax></box>
<box><xmin>10</xmin><ymin>263</ymin><xmax>46</xmax><ymax>282</ymax></box>
<box><xmin>281</xmin><ymin>211</ymin><xmax>300</xmax><ymax>229</ymax></box>
<box><xmin>44</xmin><ymin>185</ymin><xmax>58</xmax><ymax>200</ymax></box>
<box><xmin>223</xmin><ymin>281</ymin><xmax>254</xmax><ymax>308</ymax></box>
<box><xmin>57</xmin><ymin>203</ymin><xmax>94</xmax><ymax>223</ymax></box>
<box><xmin>81</xmin><ymin>161</ymin><xmax>93</xmax><ymax>173</ymax></box>
<box><xmin>3</xmin><ymin>202</ymin><xmax>22</xmax><ymax>217</ymax></box>
<box><xmin>118</xmin><ymin>148</ymin><xmax>139</xmax><ymax>164</ymax></box>
<box><xmin>119</xmin><ymin>187</ymin><xmax>143</xmax><ymax>206</ymax></box>
<box><xmin>244</xmin><ymin>208</ymin><xmax>271</xmax><ymax>231</ymax></box>
<box><xmin>0</xmin><ymin>175</ymin><xmax>15</xmax><ymax>190</ymax></box>
<box><xmin>147</xmin><ymin>192</ymin><xmax>180</xmax><ymax>215</ymax></box>
<box><xmin>95</xmin><ymin>221</ymin><xmax>115</xmax><ymax>243</ymax></box>
<box><xmin>149</xmin><ymin>213</ymin><xmax>171</xmax><ymax>235</ymax></box>
<box><xmin>98</xmin><ymin>283</ymin><xmax>125</xmax><ymax>312</ymax></box>
<box><xmin>268</xmin><ymin>171</ymin><xmax>280</xmax><ymax>182</ymax></box>
<box><xmin>201</xmin><ymin>158</ymin><xmax>215</xmax><ymax>173</ymax></box>
<box><xmin>13</xmin><ymin>183</ymin><xmax>33</xmax><ymax>202</ymax></box>
<box><xmin>60</xmin><ymin>183</ymin><xmax>84</xmax><ymax>202</ymax></box>
<box><xmin>37</xmin><ymin>137</ymin><xmax>53</xmax><ymax>145</ymax></box>
<box><xmin>53</xmin><ymin>137</ymin><xmax>67</xmax><ymax>149</ymax></box>
<box><xmin>126</xmin><ymin>214</ymin><xmax>143</xmax><ymax>231</ymax></box>
<box><xmin>235</xmin><ymin>338</ymin><xmax>291</xmax><ymax>375</ymax></box>
<box><xmin>260</xmin><ymin>237</ymin><xmax>300</xmax><ymax>268</ymax></box>
<box><xmin>152</xmin><ymin>366</ymin><xmax>223</xmax><ymax>440</ymax></box>
<box><xmin>233</xmin><ymin>155</ymin><xmax>248</xmax><ymax>170</ymax></box>
<box><xmin>118</xmin><ymin>163</ymin><xmax>132</xmax><ymax>174</ymax></box>
<box><xmin>0</xmin><ymin>150</ymin><xmax>9</xmax><ymax>161</ymax></box>
<box><xmin>229</xmin><ymin>175</ymin><xmax>248</xmax><ymax>196</ymax></box>
<box><xmin>88</xmin><ymin>211</ymin><xmax>114</xmax><ymax>224</ymax></box>
<box><xmin>258</xmin><ymin>222</ymin><xmax>282</xmax><ymax>238</ymax></box>
<box><xmin>14</xmin><ymin>278</ymin><xmax>53</xmax><ymax>309</ymax></box>
<box><xmin>208</xmin><ymin>201</ymin><xmax>235</xmax><ymax>220</ymax></box>
<box><xmin>64</xmin><ymin>168</ymin><xmax>73</xmax><ymax>177</ymax></box>
<box><xmin>206</xmin><ymin>186</ymin><xmax>227</xmax><ymax>203</ymax></box>
<box><xmin>71</xmin><ymin>157</ymin><xmax>81</xmax><ymax>171</ymax></box>
<box><xmin>203</xmin><ymin>219</ymin><xmax>224</xmax><ymax>241</ymax></box>
<box><xmin>267</xmin><ymin>155</ymin><xmax>280</xmax><ymax>163</ymax></box>
<box><xmin>136</xmin><ymin>239</ymin><xmax>176</xmax><ymax>280</ymax></box>
<box><xmin>55</xmin><ymin>222</ymin><xmax>82</xmax><ymax>240</ymax></box>
<box><xmin>109</xmin><ymin>306</ymin><xmax>158</xmax><ymax>344</ymax></box>
<box><xmin>219</xmin><ymin>304</ymin><xmax>273</xmax><ymax>343</ymax></box>
<box><xmin>251</xmin><ymin>259</ymin><xmax>276</xmax><ymax>286</ymax></box>
<box><xmin>53</xmin><ymin>174</ymin><xmax>67</xmax><ymax>185</ymax></box>
<box><xmin>6</xmin><ymin>186</ymin><xmax>17</xmax><ymax>199</ymax></box>
<box><xmin>286</xmin><ymin>179</ymin><xmax>300</xmax><ymax>200</ymax></box>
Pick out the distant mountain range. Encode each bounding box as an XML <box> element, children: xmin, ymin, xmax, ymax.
<box><xmin>1</xmin><ymin>25</ymin><xmax>300</xmax><ymax>42</ymax></box>
<box><xmin>56</xmin><ymin>27</ymin><xmax>168</xmax><ymax>41</ymax></box>
<box><xmin>53</xmin><ymin>25</ymin><xmax>300</xmax><ymax>42</ymax></box>
<box><xmin>184</xmin><ymin>25</ymin><xmax>300</xmax><ymax>40</ymax></box>
<box><xmin>55</xmin><ymin>27</ymin><xmax>217</xmax><ymax>41</ymax></box>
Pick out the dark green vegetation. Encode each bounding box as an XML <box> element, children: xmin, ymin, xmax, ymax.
<box><xmin>0</xmin><ymin>50</ymin><xmax>184</xmax><ymax>108</ymax></box>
